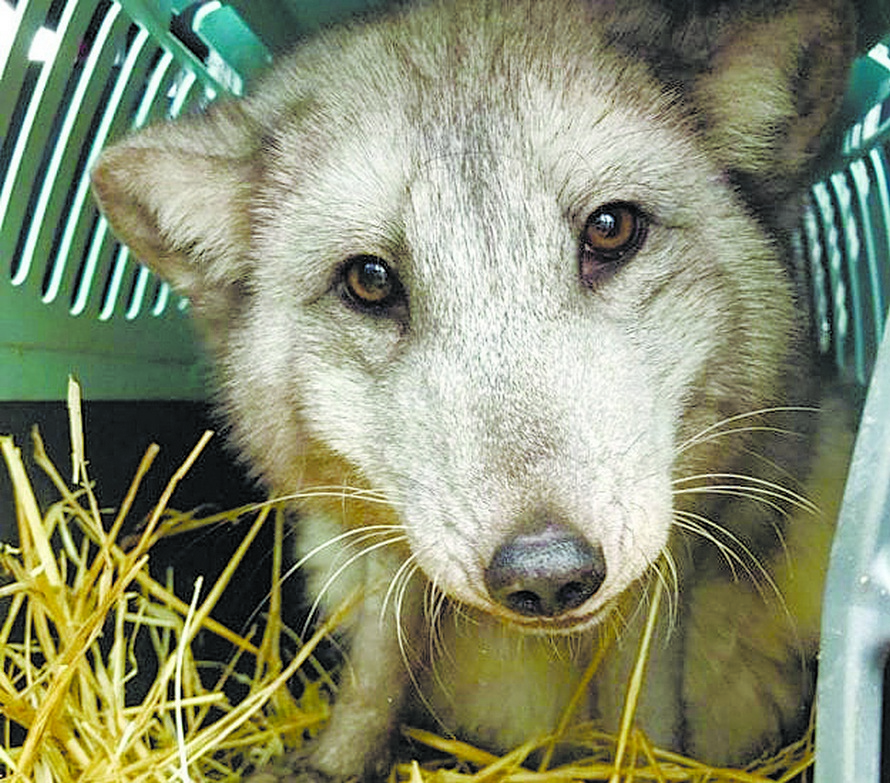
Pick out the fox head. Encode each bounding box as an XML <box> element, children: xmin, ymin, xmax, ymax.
<box><xmin>93</xmin><ymin>0</ymin><xmax>853</xmax><ymax>630</ymax></box>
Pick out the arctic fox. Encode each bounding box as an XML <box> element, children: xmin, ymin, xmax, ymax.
<box><xmin>92</xmin><ymin>0</ymin><xmax>857</xmax><ymax>778</ymax></box>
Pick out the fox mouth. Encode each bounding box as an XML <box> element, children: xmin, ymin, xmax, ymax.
<box><xmin>467</xmin><ymin>591</ymin><xmax>622</xmax><ymax>635</ymax></box>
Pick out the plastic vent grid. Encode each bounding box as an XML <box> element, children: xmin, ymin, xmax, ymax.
<box><xmin>801</xmin><ymin>40</ymin><xmax>890</xmax><ymax>387</ymax></box>
<box><xmin>0</xmin><ymin>0</ymin><xmax>270</xmax><ymax>400</ymax></box>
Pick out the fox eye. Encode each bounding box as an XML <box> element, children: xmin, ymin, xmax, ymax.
<box><xmin>340</xmin><ymin>255</ymin><xmax>405</xmax><ymax>314</ymax></box>
<box><xmin>579</xmin><ymin>202</ymin><xmax>648</xmax><ymax>285</ymax></box>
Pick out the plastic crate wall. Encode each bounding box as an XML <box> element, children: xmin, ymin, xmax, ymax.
<box><xmin>4</xmin><ymin>1</ymin><xmax>888</xmax><ymax>402</ymax></box>
<box><xmin>0</xmin><ymin>0</ymin><xmax>269</xmax><ymax>401</ymax></box>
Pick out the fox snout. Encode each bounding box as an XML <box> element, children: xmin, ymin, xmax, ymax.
<box><xmin>484</xmin><ymin>521</ymin><xmax>607</xmax><ymax>619</ymax></box>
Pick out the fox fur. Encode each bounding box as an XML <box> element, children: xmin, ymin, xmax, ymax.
<box><xmin>92</xmin><ymin>0</ymin><xmax>858</xmax><ymax>778</ymax></box>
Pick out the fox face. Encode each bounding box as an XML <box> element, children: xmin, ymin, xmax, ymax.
<box><xmin>216</xmin><ymin>7</ymin><xmax>795</xmax><ymax>631</ymax></box>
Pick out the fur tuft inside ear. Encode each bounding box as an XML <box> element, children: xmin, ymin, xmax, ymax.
<box><xmin>91</xmin><ymin>105</ymin><xmax>261</xmax><ymax>351</ymax></box>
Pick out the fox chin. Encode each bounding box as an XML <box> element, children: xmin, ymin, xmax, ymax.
<box><xmin>92</xmin><ymin>0</ymin><xmax>859</xmax><ymax>779</ymax></box>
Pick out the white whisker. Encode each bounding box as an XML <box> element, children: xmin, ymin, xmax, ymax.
<box><xmin>383</xmin><ymin>552</ymin><xmax>421</xmax><ymax>628</ymax></box>
<box><xmin>653</xmin><ymin>555</ymin><xmax>679</xmax><ymax>635</ymax></box>
<box><xmin>301</xmin><ymin>533</ymin><xmax>408</xmax><ymax>637</ymax></box>
<box><xmin>676</xmin><ymin>406</ymin><xmax>817</xmax><ymax>455</ymax></box>
<box><xmin>424</xmin><ymin>580</ymin><xmax>459</xmax><ymax>710</ymax></box>
<box><xmin>280</xmin><ymin>524</ymin><xmax>406</xmax><ymax>585</ymax></box>
<box><xmin>672</xmin><ymin>510</ymin><xmax>785</xmax><ymax>610</ymax></box>
<box><xmin>392</xmin><ymin>561</ymin><xmax>454</xmax><ymax>736</ymax></box>
<box><xmin>274</xmin><ymin>486</ymin><xmax>402</xmax><ymax>507</ymax></box>
<box><xmin>673</xmin><ymin>472</ymin><xmax>819</xmax><ymax>515</ymax></box>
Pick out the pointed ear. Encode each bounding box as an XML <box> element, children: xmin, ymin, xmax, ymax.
<box><xmin>690</xmin><ymin>0</ymin><xmax>856</xmax><ymax>203</ymax></box>
<box><xmin>91</xmin><ymin>105</ymin><xmax>258</xmax><ymax>302</ymax></box>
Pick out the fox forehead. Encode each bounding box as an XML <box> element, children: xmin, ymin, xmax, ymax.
<box><xmin>245</xmin><ymin>4</ymin><xmax>710</xmax><ymax>238</ymax></box>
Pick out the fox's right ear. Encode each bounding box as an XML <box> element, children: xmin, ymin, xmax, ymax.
<box><xmin>91</xmin><ymin>105</ymin><xmax>258</xmax><ymax>302</ymax></box>
<box><xmin>603</xmin><ymin>0</ymin><xmax>856</xmax><ymax>214</ymax></box>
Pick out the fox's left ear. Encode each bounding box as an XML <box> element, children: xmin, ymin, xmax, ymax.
<box><xmin>689</xmin><ymin>0</ymin><xmax>856</xmax><ymax>206</ymax></box>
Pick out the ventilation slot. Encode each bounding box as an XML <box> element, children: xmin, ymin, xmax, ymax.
<box><xmin>804</xmin><ymin>143</ymin><xmax>890</xmax><ymax>385</ymax></box>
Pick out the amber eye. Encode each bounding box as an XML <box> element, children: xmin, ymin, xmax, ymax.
<box><xmin>340</xmin><ymin>255</ymin><xmax>404</xmax><ymax>313</ymax></box>
<box><xmin>580</xmin><ymin>202</ymin><xmax>648</xmax><ymax>285</ymax></box>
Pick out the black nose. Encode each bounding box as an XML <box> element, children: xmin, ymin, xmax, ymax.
<box><xmin>484</xmin><ymin>524</ymin><xmax>606</xmax><ymax>617</ymax></box>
